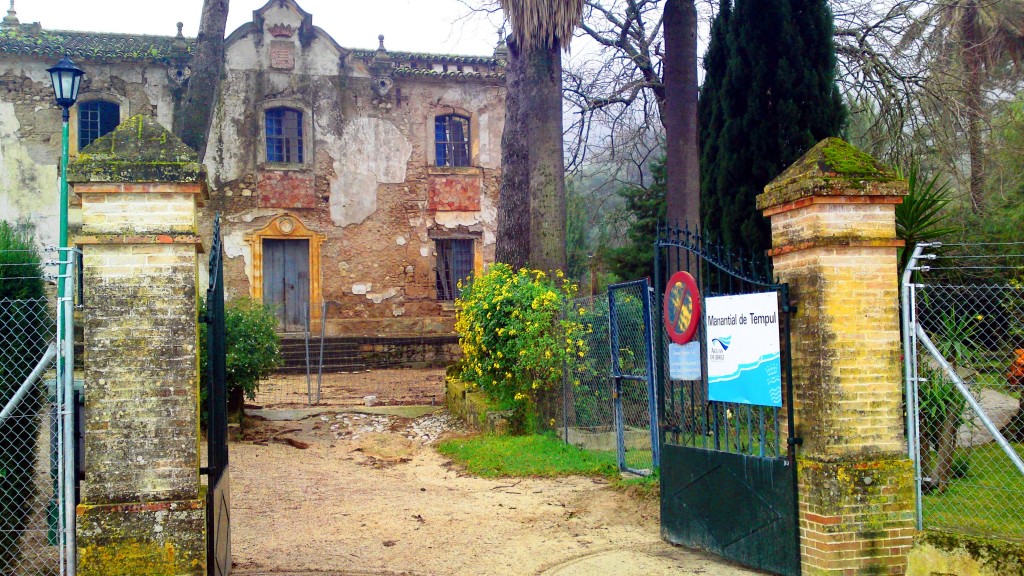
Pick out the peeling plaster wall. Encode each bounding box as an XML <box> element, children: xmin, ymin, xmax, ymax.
<box><xmin>0</xmin><ymin>1</ymin><xmax>504</xmax><ymax>337</ymax></box>
<box><xmin>0</xmin><ymin>56</ymin><xmax>177</xmax><ymax>249</ymax></box>
<box><xmin>204</xmin><ymin>1</ymin><xmax>506</xmax><ymax>336</ymax></box>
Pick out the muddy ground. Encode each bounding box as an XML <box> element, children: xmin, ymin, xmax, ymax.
<box><xmin>229</xmin><ymin>372</ymin><xmax>763</xmax><ymax>576</ymax></box>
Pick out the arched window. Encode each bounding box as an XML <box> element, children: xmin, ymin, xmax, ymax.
<box><xmin>434</xmin><ymin>114</ymin><xmax>470</xmax><ymax>167</ymax></box>
<box><xmin>265</xmin><ymin>107</ymin><xmax>304</xmax><ymax>163</ymax></box>
<box><xmin>78</xmin><ymin>101</ymin><xmax>120</xmax><ymax>150</ymax></box>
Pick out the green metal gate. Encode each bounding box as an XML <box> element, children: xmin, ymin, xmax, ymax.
<box><xmin>204</xmin><ymin>216</ymin><xmax>231</xmax><ymax>576</ymax></box>
<box><xmin>654</xmin><ymin>224</ymin><xmax>800</xmax><ymax>576</ymax></box>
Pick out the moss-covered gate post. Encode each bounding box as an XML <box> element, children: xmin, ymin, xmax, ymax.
<box><xmin>756</xmin><ymin>138</ymin><xmax>915</xmax><ymax>575</ymax></box>
<box><xmin>68</xmin><ymin>115</ymin><xmax>208</xmax><ymax>575</ymax></box>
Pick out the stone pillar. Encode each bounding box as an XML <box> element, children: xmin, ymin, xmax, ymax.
<box><xmin>68</xmin><ymin>115</ymin><xmax>207</xmax><ymax>576</ymax></box>
<box><xmin>756</xmin><ymin>138</ymin><xmax>915</xmax><ymax>575</ymax></box>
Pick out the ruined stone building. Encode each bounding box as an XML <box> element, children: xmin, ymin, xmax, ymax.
<box><xmin>0</xmin><ymin>0</ymin><xmax>506</xmax><ymax>336</ymax></box>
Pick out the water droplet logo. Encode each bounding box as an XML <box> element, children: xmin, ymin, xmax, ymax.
<box><xmin>711</xmin><ymin>336</ymin><xmax>731</xmax><ymax>351</ymax></box>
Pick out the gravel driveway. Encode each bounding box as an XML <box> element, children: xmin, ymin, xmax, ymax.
<box><xmin>227</xmin><ymin>408</ymin><xmax>765</xmax><ymax>576</ymax></box>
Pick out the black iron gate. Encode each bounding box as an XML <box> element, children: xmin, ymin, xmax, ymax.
<box><xmin>205</xmin><ymin>215</ymin><xmax>231</xmax><ymax>576</ymax></box>
<box><xmin>654</xmin><ymin>224</ymin><xmax>800</xmax><ymax>576</ymax></box>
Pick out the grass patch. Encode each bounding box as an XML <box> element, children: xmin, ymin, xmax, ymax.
<box><xmin>437</xmin><ymin>433</ymin><xmax>619</xmax><ymax>479</ymax></box>
<box><xmin>924</xmin><ymin>441</ymin><xmax>1024</xmax><ymax>540</ymax></box>
<box><xmin>613</xmin><ymin>471</ymin><xmax>660</xmax><ymax>502</ymax></box>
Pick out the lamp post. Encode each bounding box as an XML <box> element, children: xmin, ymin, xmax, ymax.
<box><xmin>47</xmin><ymin>52</ymin><xmax>83</xmax><ymax>573</ymax></box>
<box><xmin>47</xmin><ymin>53</ymin><xmax>84</xmax><ymax>263</ymax></box>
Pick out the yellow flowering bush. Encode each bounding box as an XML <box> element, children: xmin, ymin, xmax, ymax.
<box><xmin>455</xmin><ymin>264</ymin><xmax>586</xmax><ymax>427</ymax></box>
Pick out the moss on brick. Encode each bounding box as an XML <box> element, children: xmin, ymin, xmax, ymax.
<box><xmin>757</xmin><ymin>137</ymin><xmax>907</xmax><ymax>210</ymax></box>
<box><xmin>912</xmin><ymin>531</ymin><xmax>1024</xmax><ymax>576</ymax></box>
<box><xmin>68</xmin><ymin>115</ymin><xmax>205</xmax><ymax>184</ymax></box>
<box><xmin>77</xmin><ymin>500</ymin><xmax>205</xmax><ymax>576</ymax></box>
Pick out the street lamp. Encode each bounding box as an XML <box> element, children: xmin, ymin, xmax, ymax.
<box><xmin>47</xmin><ymin>54</ymin><xmax>83</xmax><ymax>568</ymax></box>
<box><xmin>47</xmin><ymin>53</ymin><xmax>84</xmax><ymax>256</ymax></box>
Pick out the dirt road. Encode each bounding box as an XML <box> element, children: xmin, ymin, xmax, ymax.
<box><xmin>228</xmin><ymin>410</ymin><xmax>764</xmax><ymax>576</ymax></box>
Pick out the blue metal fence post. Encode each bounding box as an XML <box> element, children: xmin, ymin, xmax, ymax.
<box><xmin>607</xmin><ymin>287</ymin><xmax>626</xmax><ymax>472</ymax></box>
<box><xmin>639</xmin><ymin>278</ymin><xmax>660</xmax><ymax>469</ymax></box>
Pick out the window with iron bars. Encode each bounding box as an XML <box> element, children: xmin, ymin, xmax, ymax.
<box><xmin>434</xmin><ymin>114</ymin><xmax>470</xmax><ymax>167</ymax></box>
<box><xmin>435</xmin><ymin>239</ymin><xmax>473</xmax><ymax>301</ymax></box>
<box><xmin>78</xmin><ymin>100</ymin><xmax>120</xmax><ymax>150</ymax></box>
<box><xmin>266</xmin><ymin>107</ymin><xmax>304</xmax><ymax>163</ymax></box>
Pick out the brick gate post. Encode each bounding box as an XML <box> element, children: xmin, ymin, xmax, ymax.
<box><xmin>68</xmin><ymin>115</ymin><xmax>208</xmax><ymax>575</ymax></box>
<box><xmin>757</xmin><ymin>138</ymin><xmax>915</xmax><ymax>575</ymax></box>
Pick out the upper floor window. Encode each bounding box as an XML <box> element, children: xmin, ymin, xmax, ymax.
<box><xmin>266</xmin><ymin>107</ymin><xmax>304</xmax><ymax>163</ymax></box>
<box><xmin>78</xmin><ymin>101</ymin><xmax>120</xmax><ymax>150</ymax></box>
<box><xmin>434</xmin><ymin>114</ymin><xmax>470</xmax><ymax>167</ymax></box>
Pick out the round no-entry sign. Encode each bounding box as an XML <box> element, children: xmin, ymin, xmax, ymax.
<box><xmin>663</xmin><ymin>271</ymin><xmax>700</xmax><ymax>344</ymax></box>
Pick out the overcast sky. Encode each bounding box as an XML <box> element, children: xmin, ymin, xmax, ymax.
<box><xmin>15</xmin><ymin>0</ymin><xmax>505</xmax><ymax>55</ymax></box>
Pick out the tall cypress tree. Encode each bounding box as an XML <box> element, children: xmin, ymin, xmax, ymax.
<box><xmin>698</xmin><ymin>0</ymin><xmax>731</xmax><ymax>231</ymax></box>
<box><xmin>701</xmin><ymin>0</ymin><xmax>845</xmax><ymax>254</ymax></box>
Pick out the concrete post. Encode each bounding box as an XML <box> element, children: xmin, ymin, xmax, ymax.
<box><xmin>757</xmin><ymin>138</ymin><xmax>915</xmax><ymax>575</ymax></box>
<box><xmin>68</xmin><ymin>115</ymin><xmax>208</xmax><ymax>575</ymax></box>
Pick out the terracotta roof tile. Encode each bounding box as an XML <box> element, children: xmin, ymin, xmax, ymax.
<box><xmin>0</xmin><ymin>26</ymin><xmax>193</xmax><ymax>63</ymax></box>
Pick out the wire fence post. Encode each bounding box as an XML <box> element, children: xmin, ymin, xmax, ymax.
<box><xmin>0</xmin><ymin>244</ymin><xmax>73</xmax><ymax>575</ymax></box>
<box><xmin>904</xmin><ymin>240</ymin><xmax>1024</xmax><ymax>541</ymax></box>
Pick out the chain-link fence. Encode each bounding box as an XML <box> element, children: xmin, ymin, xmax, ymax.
<box><xmin>1</xmin><ymin>246</ymin><xmax>74</xmax><ymax>575</ymax></box>
<box><xmin>608</xmin><ymin>281</ymin><xmax>658</xmax><ymax>474</ymax></box>
<box><xmin>905</xmin><ymin>243</ymin><xmax>1024</xmax><ymax>541</ymax></box>
<box><xmin>253</xmin><ymin>301</ymin><xmax>456</xmax><ymax>408</ymax></box>
<box><xmin>557</xmin><ymin>283</ymin><xmax>658</xmax><ymax>476</ymax></box>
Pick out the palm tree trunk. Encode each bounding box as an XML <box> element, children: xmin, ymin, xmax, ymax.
<box><xmin>496</xmin><ymin>38</ymin><xmax>567</xmax><ymax>276</ymax></box>
<box><xmin>963</xmin><ymin>0</ymin><xmax>985</xmax><ymax>213</ymax></box>
<box><xmin>496</xmin><ymin>40</ymin><xmax>531</xmax><ymax>269</ymax></box>
<box><xmin>175</xmin><ymin>0</ymin><xmax>230</xmax><ymax>160</ymax></box>
<box><xmin>525</xmin><ymin>39</ymin><xmax>567</xmax><ymax>276</ymax></box>
<box><xmin>664</xmin><ymin>0</ymin><xmax>701</xmax><ymax>232</ymax></box>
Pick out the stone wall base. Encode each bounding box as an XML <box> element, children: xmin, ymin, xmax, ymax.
<box><xmin>321</xmin><ymin>315</ymin><xmax>455</xmax><ymax>337</ymax></box>
<box><xmin>798</xmin><ymin>456</ymin><xmax>916</xmax><ymax>575</ymax></box>
<box><xmin>909</xmin><ymin>531</ymin><xmax>1024</xmax><ymax>576</ymax></box>
<box><xmin>77</xmin><ymin>498</ymin><xmax>206</xmax><ymax>576</ymax></box>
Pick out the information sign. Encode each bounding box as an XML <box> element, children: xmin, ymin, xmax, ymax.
<box><xmin>668</xmin><ymin>341</ymin><xmax>702</xmax><ymax>381</ymax></box>
<box><xmin>705</xmin><ymin>292</ymin><xmax>782</xmax><ymax>407</ymax></box>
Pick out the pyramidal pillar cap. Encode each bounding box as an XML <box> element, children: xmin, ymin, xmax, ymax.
<box><xmin>756</xmin><ymin>137</ymin><xmax>907</xmax><ymax>213</ymax></box>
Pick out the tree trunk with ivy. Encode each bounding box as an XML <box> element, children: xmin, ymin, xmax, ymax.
<box><xmin>175</xmin><ymin>0</ymin><xmax>229</xmax><ymax>159</ymax></box>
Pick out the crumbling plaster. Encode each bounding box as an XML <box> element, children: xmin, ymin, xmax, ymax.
<box><xmin>201</xmin><ymin>0</ymin><xmax>504</xmax><ymax>335</ymax></box>
<box><xmin>0</xmin><ymin>57</ymin><xmax>174</xmax><ymax>249</ymax></box>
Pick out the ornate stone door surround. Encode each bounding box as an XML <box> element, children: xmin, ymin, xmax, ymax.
<box><xmin>245</xmin><ymin>213</ymin><xmax>325</xmax><ymax>324</ymax></box>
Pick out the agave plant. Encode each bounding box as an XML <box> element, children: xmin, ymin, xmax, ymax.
<box><xmin>896</xmin><ymin>163</ymin><xmax>957</xmax><ymax>277</ymax></box>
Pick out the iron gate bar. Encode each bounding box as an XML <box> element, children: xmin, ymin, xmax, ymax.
<box><xmin>654</xmin><ymin>222</ymin><xmax>800</xmax><ymax>576</ymax></box>
<box><xmin>204</xmin><ymin>215</ymin><xmax>231</xmax><ymax>576</ymax></box>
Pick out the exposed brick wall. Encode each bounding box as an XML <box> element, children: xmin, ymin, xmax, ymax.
<box><xmin>772</xmin><ymin>242</ymin><xmax>906</xmax><ymax>458</ymax></box>
<box><xmin>798</xmin><ymin>458</ymin><xmax>916</xmax><ymax>575</ymax></box>
<box><xmin>759</xmin><ymin>139</ymin><xmax>915</xmax><ymax>575</ymax></box>
<box><xmin>73</xmin><ymin>118</ymin><xmax>206</xmax><ymax>575</ymax></box>
<box><xmin>82</xmin><ymin>243</ymin><xmax>198</xmax><ymax>504</ymax></box>
<box><xmin>81</xmin><ymin>193</ymin><xmax>197</xmax><ymax>235</ymax></box>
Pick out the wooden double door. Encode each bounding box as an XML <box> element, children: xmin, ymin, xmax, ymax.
<box><xmin>262</xmin><ymin>239</ymin><xmax>309</xmax><ymax>332</ymax></box>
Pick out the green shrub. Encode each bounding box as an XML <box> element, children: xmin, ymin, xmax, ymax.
<box><xmin>455</xmin><ymin>264</ymin><xmax>586</xmax><ymax>431</ymax></box>
<box><xmin>0</xmin><ymin>221</ymin><xmax>48</xmax><ymax>568</ymax></box>
<box><xmin>200</xmin><ymin>297</ymin><xmax>282</xmax><ymax>421</ymax></box>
